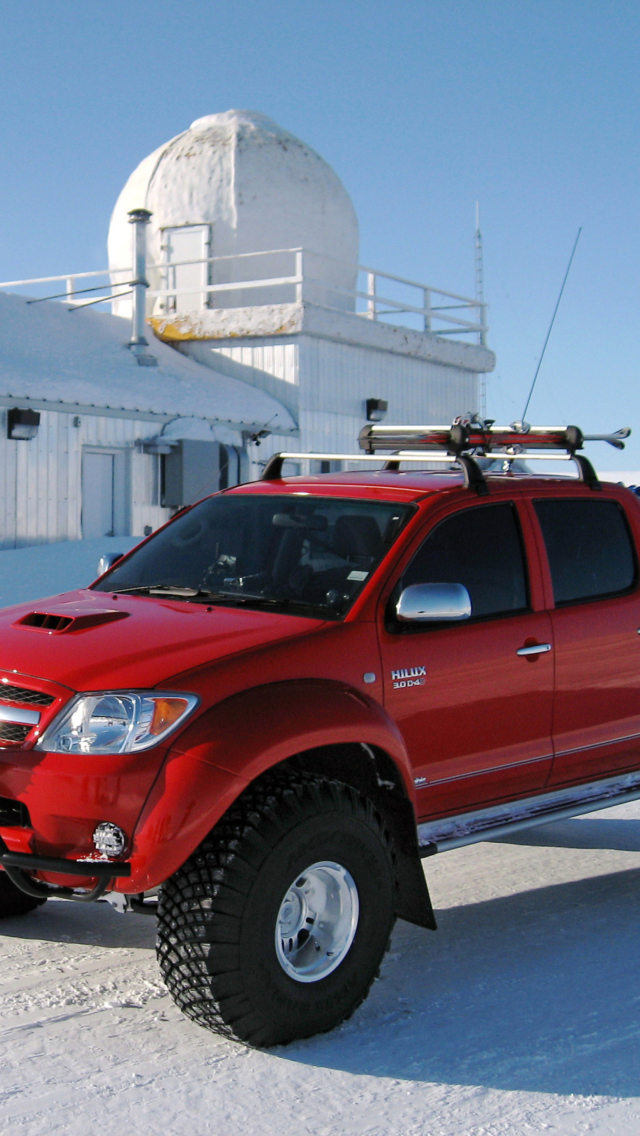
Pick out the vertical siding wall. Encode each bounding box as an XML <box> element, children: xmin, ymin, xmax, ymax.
<box><xmin>207</xmin><ymin>335</ymin><xmax>478</xmax><ymax>474</ymax></box>
<box><xmin>297</xmin><ymin>336</ymin><xmax>478</xmax><ymax>455</ymax></box>
<box><xmin>218</xmin><ymin>343</ymin><xmax>298</xmax><ymax>387</ymax></box>
<box><xmin>0</xmin><ymin>409</ymin><xmax>171</xmax><ymax>550</ymax></box>
<box><xmin>189</xmin><ymin>342</ymin><xmax>298</xmax><ymax>416</ymax></box>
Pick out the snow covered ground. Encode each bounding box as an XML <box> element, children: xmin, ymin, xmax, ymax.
<box><xmin>2</xmin><ymin>541</ymin><xmax>640</xmax><ymax>1134</ymax></box>
<box><xmin>0</xmin><ymin>537</ymin><xmax>140</xmax><ymax>611</ymax></box>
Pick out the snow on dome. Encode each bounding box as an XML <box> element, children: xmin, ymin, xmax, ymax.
<box><xmin>108</xmin><ymin>110</ymin><xmax>359</xmax><ymax>319</ymax></box>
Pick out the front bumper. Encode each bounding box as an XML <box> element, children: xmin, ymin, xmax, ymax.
<box><xmin>0</xmin><ymin>831</ymin><xmax>131</xmax><ymax>902</ymax></box>
<box><xmin>0</xmin><ymin>738</ymin><xmax>245</xmax><ymax>896</ymax></box>
<box><xmin>0</xmin><ymin>741</ymin><xmax>168</xmax><ymax>891</ymax></box>
<box><xmin>0</xmin><ymin>839</ymin><xmax>130</xmax><ymax>879</ymax></box>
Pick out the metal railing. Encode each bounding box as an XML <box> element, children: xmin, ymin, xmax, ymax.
<box><xmin>0</xmin><ymin>248</ymin><xmax>488</xmax><ymax>344</ymax></box>
<box><xmin>0</xmin><ymin>267</ymin><xmax>131</xmax><ymax>308</ymax></box>
<box><xmin>357</xmin><ymin>262</ymin><xmax>487</xmax><ymax>342</ymax></box>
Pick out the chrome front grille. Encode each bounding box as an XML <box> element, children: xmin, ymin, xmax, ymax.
<box><xmin>0</xmin><ymin>684</ymin><xmax>54</xmax><ymax>707</ymax></box>
<box><xmin>0</xmin><ymin>677</ymin><xmax>62</xmax><ymax>747</ymax></box>
<box><xmin>0</xmin><ymin>723</ymin><xmax>30</xmax><ymax>743</ymax></box>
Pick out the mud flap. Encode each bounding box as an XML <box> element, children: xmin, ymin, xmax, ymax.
<box><xmin>394</xmin><ymin>841</ymin><xmax>437</xmax><ymax>930</ymax></box>
<box><xmin>382</xmin><ymin>793</ymin><xmax>437</xmax><ymax>930</ymax></box>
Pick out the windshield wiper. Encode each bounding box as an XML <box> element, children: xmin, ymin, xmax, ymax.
<box><xmin>110</xmin><ymin>585</ymin><xmax>282</xmax><ymax>604</ymax></box>
<box><xmin>111</xmin><ymin>584</ymin><xmax>227</xmax><ymax>599</ymax></box>
<box><xmin>109</xmin><ymin>585</ymin><xmax>332</xmax><ymax>617</ymax></box>
<box><xmin>200</xmin><ymin>594</ymin><xmax>332</xmax><ymax>617</ymax></box>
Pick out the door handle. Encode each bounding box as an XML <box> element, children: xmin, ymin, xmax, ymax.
<box><xmin>517</xmin><ymin>643</ymin><xmax>552</xmax><ymax>657</ymax></box>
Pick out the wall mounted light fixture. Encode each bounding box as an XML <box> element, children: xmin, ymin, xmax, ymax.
<box><xmin>365</xmin><ymin>398</ymin><xmax>388</xmax><ymax>423</ymax></box>
<box><xmin>7</xmin><ymin>408</ymin><xmax>40</xmax><ymax>440</ymax></box>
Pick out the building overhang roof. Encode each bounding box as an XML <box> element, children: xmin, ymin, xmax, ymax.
<box><xmin>0</xmin><ymin>293</ymin><xmax>297</xmax><ymax>433</ymax></box>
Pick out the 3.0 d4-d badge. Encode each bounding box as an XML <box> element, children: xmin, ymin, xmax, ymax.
<box><xmin>391</xmin><ymin>666</ymin><xmax>427</xmax><ymax>689</ymax></box>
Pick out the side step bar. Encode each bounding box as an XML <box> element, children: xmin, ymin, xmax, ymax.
<box><xmin>417</xmin><ymin>770</ymin><xmax>640</xmax><ymax>857</ymax></box>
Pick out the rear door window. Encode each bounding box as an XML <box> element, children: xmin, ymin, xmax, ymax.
<box><xmin>534</xmin><ymin>498</ymin><xmax>637</xmax><ymax>605</ymax></box>
<box><xmin>402</xmin><ymin>501</ymin><xmax>528</xmax><ymax>619</ymax></box>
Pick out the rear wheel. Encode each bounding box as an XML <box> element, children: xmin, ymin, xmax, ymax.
<box><xmin>157</xmin><ymin>771</ymin><xmax>396</xmax><ymax>1047</ymax></box>
<box><xmin>0</xmin><ymin>870</ymin><xmax>47</xmax><ymax>917</ymax></box>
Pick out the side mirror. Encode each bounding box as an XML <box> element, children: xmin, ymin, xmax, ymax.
<box><xmin>97</xmin><ymin>552</ymin><xmax>124</xmax><ymax>577</ymax></box>
<box><xmin>396</xmin><ymin>582</ymin><xmax>472</xmax><ymax>623</ymax></box>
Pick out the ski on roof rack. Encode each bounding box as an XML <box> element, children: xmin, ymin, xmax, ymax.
<box><xmin>357</xmin><ymin>420</ymin><xmax>631</xmax><ymax>456</ymax></box>
<box><xmin>260</xmin><ymin>419</ymin><xmax>631</xmax><ymax>494</ymax></box>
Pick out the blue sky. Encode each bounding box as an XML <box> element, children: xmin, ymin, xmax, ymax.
<box><xmin>0</xmin><ymin>1</ymin><xmax>638</xmax><ymax>468</ymax></box>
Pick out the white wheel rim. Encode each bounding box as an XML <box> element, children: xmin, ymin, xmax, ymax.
<box><xmin>275</xmin><ymin>860</ymin><xmax>359</xmax><ymax>983</ymax></box>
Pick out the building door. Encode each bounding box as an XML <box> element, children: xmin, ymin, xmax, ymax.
<box><xmin>161</xmin><ymin>225</ymin><xmax>211</xmax><ymax>314</ymax></box>
<box><xmin>82</xmin><ymin>449</ymin><xmax>127</xmax><ymax>538</ymax></box>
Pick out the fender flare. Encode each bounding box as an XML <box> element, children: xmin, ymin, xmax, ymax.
<box><xmin>174</xmin><ymin>679</ymin><xmax>416</xmax><ymax>795</ymax></box>
<box><xmin>126</xmin><ymin>680</ymin><xmax>423</xmax><ymax>897</ymax></box>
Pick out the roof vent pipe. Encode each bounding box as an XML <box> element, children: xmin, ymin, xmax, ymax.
<box><xmin>127</xmin><ymin>209</ymin><xmax>157</xmax><ymax>367</ymax></box>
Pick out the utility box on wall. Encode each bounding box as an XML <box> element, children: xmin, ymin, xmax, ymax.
<box><xmin>161</xmin><ymin>440</ymin><xmax>240</xmax><ymax>507</ymax></box>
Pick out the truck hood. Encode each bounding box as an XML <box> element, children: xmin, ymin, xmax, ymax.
<box><xmin>0</xmin><ymin>589</ymin><xmax>324</xmax><ymax>692</ymax></box>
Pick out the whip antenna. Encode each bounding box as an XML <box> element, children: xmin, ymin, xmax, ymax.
<box><xmin>475</xmin><ymin>201</ymin><xmax>487</xmax><ymax>417</ymax></box>
<box><xmin>522</xmin><ymin>227</ymin><xmax>582</xmax><ymax>422</ymax></box>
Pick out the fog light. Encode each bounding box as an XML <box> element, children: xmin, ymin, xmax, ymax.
<box><xmin>93</xmin><ymin>822</ymin><xmax>127</xmax><ymax>857</ymax></box>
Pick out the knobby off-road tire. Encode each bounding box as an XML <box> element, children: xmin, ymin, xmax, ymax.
<box><xmin>157</xmin><ymin>771</ymin><xmax>397</xmax><ymax>1047</ymax></box>
<box><xmin>0</xmin><ymin>871</ymin><xmax>47</xmax><ymax>917</ymax></box>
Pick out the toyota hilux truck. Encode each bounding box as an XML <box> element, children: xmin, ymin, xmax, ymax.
<box><xmin>0</xmin><ymin>419</ymin><xmax>637</xmax><ymax>1047</ymax></box>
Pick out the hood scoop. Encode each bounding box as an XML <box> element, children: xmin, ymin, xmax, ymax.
<box><xmin>14</xmin><ymin>605</ymin><xmax>130</xmax><ymax>634</ymax></box>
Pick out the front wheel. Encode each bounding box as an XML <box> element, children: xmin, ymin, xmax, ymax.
<box><xmin>157</xmin><ymin>771</ymin><xmax>397</xmax><ymax>1047</ymax></box>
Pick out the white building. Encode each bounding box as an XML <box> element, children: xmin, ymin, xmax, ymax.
<box><xmin>0</xmin><ymin>291</ymin><xmax>295</xmax><ymax>549</ymax></box>
<box><xmin>0</xmin><ymin>109</ymin><xmax>494</xmax><ymax>549</ymax></box>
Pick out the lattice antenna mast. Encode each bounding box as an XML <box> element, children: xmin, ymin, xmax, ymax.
<box><xmin>474</xmin><ymin>201</ymin><xmax>487</xmax><ymax>417</ymax></box>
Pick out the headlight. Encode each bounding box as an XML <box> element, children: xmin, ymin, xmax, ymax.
<box><xmin>35</xmin><ymin>691</ymin><xmax>199</xmax><ymax>754</ymax></box>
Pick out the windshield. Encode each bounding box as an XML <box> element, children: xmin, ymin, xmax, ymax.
<box><xmin>93</xmin><ymin>494</ymin><xmax>412</xmax><ymax>618</ymax></box>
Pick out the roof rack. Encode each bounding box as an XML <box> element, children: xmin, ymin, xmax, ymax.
<box><xmin>260</xmin><ymin>419</ymin><xmax>631</xmax><ymax>494</ymax></box>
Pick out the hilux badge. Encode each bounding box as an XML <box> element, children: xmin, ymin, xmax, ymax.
<box><xmin>391</xmin><ymin>666</ymin><xmax>427</xmax><ymax>689</ymax></box>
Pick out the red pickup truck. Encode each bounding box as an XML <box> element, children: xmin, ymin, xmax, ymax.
<box><xmin>0</xmin><ymin>421</ymin><xmax>637</xmax><ymax>1047</ymax></box>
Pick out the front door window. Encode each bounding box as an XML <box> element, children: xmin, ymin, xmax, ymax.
<box><xmin>401</xmin><ymin>501</ymin><xmax>528</xmax><ymax>617</ymax></box>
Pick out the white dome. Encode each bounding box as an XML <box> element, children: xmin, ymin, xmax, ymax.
<box><xmin>108</xmin><ymin>110</ymin><xmax>359</xmax><ymax>318</ymax></box>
